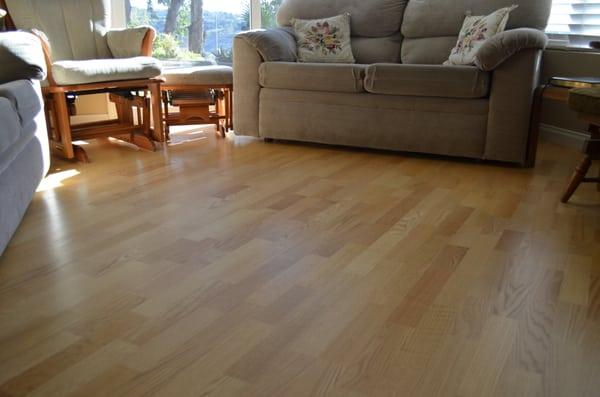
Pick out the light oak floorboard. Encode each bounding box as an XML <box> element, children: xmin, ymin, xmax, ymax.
<box><xmin>0</xmin><ymin>127</ymin><xmax>599</xmax><ymax>396</ymax></box>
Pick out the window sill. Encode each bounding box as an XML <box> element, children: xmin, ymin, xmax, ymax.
<box><xmin>545</xmin><ymin>43</ymin><xmax>600</xmax><ymax>54</ymax></box>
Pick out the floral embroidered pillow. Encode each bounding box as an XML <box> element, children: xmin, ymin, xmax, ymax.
<box><xmin>293</xmin><ymin>13</ymin><xmax>355</xmax><ymax>63</ymax></box>
<box><xmin>445</xmin><ymin>5</ymin><xmax>518</xmax><ymax>66</ymax></box>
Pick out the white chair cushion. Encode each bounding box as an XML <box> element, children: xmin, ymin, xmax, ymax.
<box><xmin>52</xmin><ymin>57</ymin><xmax>162</xmax><ymax>85</ymax></box>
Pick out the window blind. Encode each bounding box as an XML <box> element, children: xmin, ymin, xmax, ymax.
<box><xmin>547</xmin><ymin>0</ymin><xmax>600</xmax><ymax>46</ymax></box>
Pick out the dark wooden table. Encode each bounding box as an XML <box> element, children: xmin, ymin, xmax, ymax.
<box><xmin>529</xmin><ymin>77</ymin><xmax>600</xmax><ymax>167</ymax></box>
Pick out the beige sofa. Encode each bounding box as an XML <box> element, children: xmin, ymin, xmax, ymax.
<box><xmin>233</xmin><ymin>0</ymin><xmax>552</xmax><ymax>165</ymax></box>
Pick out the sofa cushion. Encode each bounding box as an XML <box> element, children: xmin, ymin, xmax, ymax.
<box><xmin>400</xmin><ymin>0</ymin><xmax>552</xmax><ymax>64</ymax></box>
<box><xmin>259</xmin><ymin>62</ymin><xmax>367</xmax><ymax>93</ymax></box>
<box><xmin>401</xmin><ymin>37</ymin><xmax>458</xmax><ymax>65</ymax></box>
<box><xmin>402</xmin><ymin>0</ymin><xmax>552</xmax><ymax>39</ymax></box>
<box><xmin>277</xmin><ymin>0</ymin><xmax>408</xmax><ymax>38</ymax></box>
<box><xmin>52</xmin><ymin>57</ymin><xmax>162</xmax><ymax>85</ymax></box>
<box><xmin>352</xmin><ymin>34</ymin><xmax>403</xmax><ymax>64</ymax></box>
<box><xmin>445</xmin><ymin>5</ymin><xmax>518</xmax><ymax>66</ymax></box>
<box><xmin>294</xmin><ymin>14</ymin><xmax>355</xmax><ymax>63</ymax></box>
<box><xmin>365</xmin><ymin>64</ymin><xmax>490</xmax><ymax>98</ymax></box>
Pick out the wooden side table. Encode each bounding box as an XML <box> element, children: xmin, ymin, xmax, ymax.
<box><xmin>561</xmin><ymin>87</ymin><xmax>600</xmax><ymax>203</ymax></box>
<box><xmin>529</xmin><ymin>77</ymin><xmax>600</xmax><ymax>167</ymax></box>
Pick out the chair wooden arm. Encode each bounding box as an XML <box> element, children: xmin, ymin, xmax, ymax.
<box><xmin>141</xmin><ymin>28</ymin><xmax>155</xmax><ymax>57</ymax></box>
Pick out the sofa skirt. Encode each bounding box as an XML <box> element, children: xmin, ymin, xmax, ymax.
<box><xmin>258</xmin><ymin>89</ymin><xmax>490</xmax><ymax>160</ymax></box>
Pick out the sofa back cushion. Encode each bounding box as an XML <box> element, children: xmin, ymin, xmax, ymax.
<box><xmin>5</xmin><ymin>0</ymin><xmax>112</xmax><ymax>61</ymax></box>
<box><xmin>400</xmin><ymin>0</ymin><xmax>552</xmax><ymax>64</ymax></box>
<box><xmin>277</xmin><ymin>0</ymin><xmax>408</xmax><ymax>38</ymax></box>
<box><xmin>352</xmin><ymin>35</ymin><xmax>403</xmax><ymax>64</ymax></box>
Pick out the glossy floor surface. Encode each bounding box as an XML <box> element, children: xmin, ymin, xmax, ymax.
<box><xmin>0</xmin><ymin>127</ymin><xmax>599</xmax><ymax>396</ymax></box>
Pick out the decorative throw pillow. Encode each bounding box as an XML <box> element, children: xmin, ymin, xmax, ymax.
<box><xmin>444</xmin><ymin>5</ymin><xmax>518</xmax><ymax>66</ymax></box>
<box><xmin>292</xmin><ymin>13</ymin><xmax>355</xmax><ymax>63</ymax></box>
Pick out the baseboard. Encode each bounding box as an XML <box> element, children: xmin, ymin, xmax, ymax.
<box><xmin>540</xmin><ymin>123</ymin><xmax>586</xmax><ymax>149</ymax></box>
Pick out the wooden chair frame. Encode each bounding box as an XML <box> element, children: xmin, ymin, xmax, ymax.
<box><xmin>161</xmin><ymin>84</ymin><xmax>233</xmax><ymax>141</ymax></box>
<box><xmin>1</xmin><ymin>0</ymin><xmax>165</xmax><ymax>162</ymax></box>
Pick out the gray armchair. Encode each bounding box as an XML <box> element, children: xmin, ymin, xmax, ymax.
<box><xmin>1</xmin><ymin>0</ymin><xmax>165</xmax><ymax>161</ymax></box>
<box><xmin>0</xmin><ymin>31</ymin><xmax>50</xmax><ymax>255</ymax></box>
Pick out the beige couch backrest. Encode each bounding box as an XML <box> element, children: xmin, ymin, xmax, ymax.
<box><xmin>401</xmin><ymin>0</ymin><xmax>553</xmax><ymax>64</ymax></box>
<box><xmin>277</xmin><ymin>0</ymin><xmax>408</xmax><ymax>64</ymax></box>
<box><xmin>5</xmin><ymin>0</ymin><xmax>112</xmax><ymax>61</ymax></box>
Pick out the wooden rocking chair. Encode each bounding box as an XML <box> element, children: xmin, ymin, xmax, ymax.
<box><xmin>1</xmin><ymin>0</ymin><xmax>165</xmax><ymax>162</ymax></box>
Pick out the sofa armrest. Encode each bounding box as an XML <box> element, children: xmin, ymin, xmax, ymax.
<box><xmin>235</xmin><ymin>28</ymin><xmax>297</xmax><ymax>62</ymax></box>
<box><xmin>106</xmin><ymin>26</ymin><xmax>156</xmax><ymax>58</ymax></box>
<box><xmin>475</xmin><ymin>28</ymin><xmax>548</xmax><ymax>71</ymax></box>
<box><xmin>0</xmin><ymin>31</ymin><xmax>47</xmax><ymax>84</ymax></box>
<box><xmin>484</xmin><ymin>49</ymin><xmax>543</xmax><ymax>164</ymax></box>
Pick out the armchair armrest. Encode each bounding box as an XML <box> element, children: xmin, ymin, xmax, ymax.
<box><xmin>0</xmin><ymin>31</ymin><xmax>47</xmax><ymax>84</ymax></box>
<box><xmin>475</xmin><ymin>28</ymin><xmax>548</xmax><ymax>71</ymax></box>
<box><xmin>106</xmin><ymin>26</ymin><xmax>156</xmax><ymax>58</ymax></box>
<box><xmin>235</xmin><ymin>28</ymin><xmax>297</xmax><ymax>62</ymax></box>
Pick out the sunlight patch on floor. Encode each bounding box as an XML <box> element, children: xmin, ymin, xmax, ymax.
<box><xmin>36</xmin><ymin>169</ymin><xmax>81</xmax><ymax>192</ymax></box>
<box><xmin>167</xmin><ymin>125</ymin><xmax>213</xmax><ymax>146</ymax></box>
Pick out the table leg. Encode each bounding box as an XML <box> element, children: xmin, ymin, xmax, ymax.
<box><xmin>526</xmin><ymin>84</ymin><xmax>547</xmax><ymax>168</ymax></box>
<box><xmin>52</xmin><ymin>91</ymin><xmax>75</xmax><ymax>159</ymax></box>
<box><xmin>562</xmin><ymin>157</ymin><xmax>592</xmax><ymax>203</ymax></box>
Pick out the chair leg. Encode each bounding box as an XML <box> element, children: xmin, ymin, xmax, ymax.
<box><xmin>149</xmin><ymin>82</ymin><xmax>164</xmax><ymax>142</ymax></box>
<box><xmin>561</xmin><ymin>156</ymin><xmax>592</xmax><ymax>203</ymax></box>
<box><xmin>162</xmin><ymin>90</ymin><xmax>171</xmax><ymax>141</ymax></box>
<box><xmin>52</xmin><ymin>91</ymin><xmax>75</xmax><ymax>160</ymax></box>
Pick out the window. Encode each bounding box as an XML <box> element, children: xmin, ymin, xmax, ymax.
<box><xmin>260</xmin><ymin>0</ymin><xmax>284</xmax><ymax>29</ymax></box>
<box><xmin>547</xmin><ymin>0</ymin><xmax>600</xmax><ymax>47</ymax></box>
<box><xmin>126</xmin><ymin>0</ymin><xmax>253</xmax><ymax>64</ymax></box>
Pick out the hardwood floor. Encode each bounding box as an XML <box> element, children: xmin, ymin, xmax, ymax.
<box><xmin>0</xmin><ymin>127</ymin><xmax>599</xmax><ymax>396</ymax></box>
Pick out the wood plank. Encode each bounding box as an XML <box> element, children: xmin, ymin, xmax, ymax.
<box><xmin>0</xmin><ymin>132</ymin><xmax>597</xmax><ymax>396</ymax></box>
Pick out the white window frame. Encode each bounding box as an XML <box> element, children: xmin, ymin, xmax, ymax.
<box><xmin>250</xmin><ymin>0</ymin><xmax>261</xmax><ymax>29</ymax></box>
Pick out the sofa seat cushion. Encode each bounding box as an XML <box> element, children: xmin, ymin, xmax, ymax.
<box><xmin>259</xmin><ymin>62</ymin><xmax>367</xmax><ymax>93</ymax></box>
<box><xmin>365</xmin><ymin>64</ymin><xmax>491</xmax><ymax>98</ymax></box>
<box><xmin>52</xmin><ymin>57</ymin><xmax>162</xmax><ymax>85</ymax></box>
